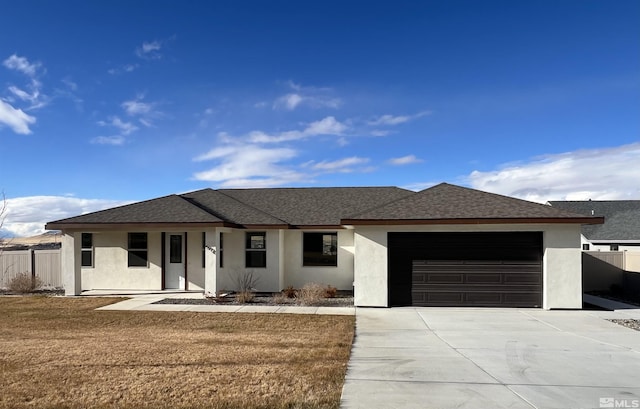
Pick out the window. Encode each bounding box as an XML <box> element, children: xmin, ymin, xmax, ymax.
<box><xmin>81</xmin><ymin>233</ymin><xmax>93</xmax><ymax>267</ymax></box>
<box><xmin>303</xmin><ymin>232</ymin><xmax>338</xmax><ymax>266</ymax></box>
<box><xmin>610</xmin><ymin>244</ymin><xmax>619</xmax><ymax>251</ymax></box>
<box><xmin>202</xmin><ymin>232</ymin><xmax>206</xmax><ymax>268</ymax></box>
<box><xmin>169</xmin><ymin>235</ymin><xmax>182</xmax><ymax>263</ymax></box>
<box><xmin>219</xmin><ymin>232</ymin><xmax>224</xmax><ymax>268</ymax></box>
<box><xmin>128</xmin><ymin>233</ymin><xmax>148</xmax><ymax>267</ymax></box>
<box><xmin>245</xmin><ymin>232</ymin><xmax>266</xmax><ymax>268</ymax></box>
<box><xmin>582</xmin><ymin>244</ymin><xmax>590</xmax><ymax>251</ymax></box>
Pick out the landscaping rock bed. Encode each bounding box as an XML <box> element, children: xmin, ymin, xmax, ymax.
<box><xmin>153</xmin><ymin>294</ymin><xmax>354</xmax><ymax>307</ymax></box>
<box><xmin>609</xmin><ymin>319</ymin><xmax>640</xmax><ymax>331</ymax></box>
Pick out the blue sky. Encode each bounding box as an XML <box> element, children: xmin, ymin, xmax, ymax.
<box><xmin>1</xmin><ymin>0</ymin><xmax>639</xmax><ymax>236</ymax></box>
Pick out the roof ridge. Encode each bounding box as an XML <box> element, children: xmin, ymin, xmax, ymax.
<box><xmin>176</xmin><ymin>194</ymin><xmax>230</xmax><ymax>223</ymax></box>
<box><xmin>213</xmin><ymin>190</ymin><xmax>290</xmax><ymax>225</ymax></box>
<box><xmin>344</xmin><ymin>188</ymin><xmax>417</xmax><ymax>219</ymax></box>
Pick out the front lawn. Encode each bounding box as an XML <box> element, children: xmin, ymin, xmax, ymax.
<box><xmin>0</xmin><ymin>297</ymin><xmax>355</xmax><ymax>409</ymax></box>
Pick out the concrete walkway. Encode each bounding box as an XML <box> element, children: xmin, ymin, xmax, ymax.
<box><xmin>91</xmin><ymin>291</ymin><xmax>354</xmax><ymax>315</ymax></box>
<box><xmin>341</xmin><ymin>307</ymin><xmax>640</xmax><ymax>409</ymax></box>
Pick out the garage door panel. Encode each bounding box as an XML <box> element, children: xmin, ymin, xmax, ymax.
<box><xmin>389</xmin><ymin>232</ymin><xmax>543</xmax><ymax>307</ymax></box>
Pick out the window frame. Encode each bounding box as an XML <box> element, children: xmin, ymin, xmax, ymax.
<box><xmin>81</xmin><ymin>233</ymin><xmax>93</xmax><ymax>268</ymax></box>
<box><xmin>127</xmin><ymin>232</ymin><xmax>149</xmax><ymax>268</ymax></box>
<box><xmin>302</xmin><ymin>232</ymin><xmax>338</xmax><ymax>267</ymax></box>
<box><xmin>245</xmin><ymin>232</ymin><xmax>266</xmax><ymax>268</ymax></box>
<box><xmin>219</xmin><ymin>232</ymin><xmax>224</xmax><ymax>268</ymax></box>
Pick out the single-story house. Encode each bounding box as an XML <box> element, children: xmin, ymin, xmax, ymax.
<box><xmin>549</xmin><ymin>200</ymin><xmax>640</xmax><ymax>252</ymax></box>
<box><xmin>46</xmin><ymin>183</ymin><xmax>602</xmax><ymax>309</ymax></box>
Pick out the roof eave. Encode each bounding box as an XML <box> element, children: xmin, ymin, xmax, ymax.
<box><xmin>45</xmin><ymin>221</ymin><xmax>232</xmax><ymax>231</ymax></box>
<box><xmin>340</xmin><ymin>217</ymin><xmax>605</xmax><ymax>226</ymax></box>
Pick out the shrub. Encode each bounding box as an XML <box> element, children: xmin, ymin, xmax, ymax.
<box><xmin>232</xmin><ymin>270</ymin><xmax>259</xmax><ymax>304</ymax></box>
<box><xmin>235</xmin><ymin>291</ymin><xmax>255</xmax><ymax>303</ymax></box>
<box><xmin>296</xmin><ymin>283</ymin><xmax>326</xmax><ymax>306</ymax></box>
<box><xmin>325</xmin><ymin>285</ymin><xmax>338</xmax><ymax>298</ymax></box>
<box><xmin>234</xmin><ymin>270</ymin><xmax>259</xmax><ymax>293</ymax></box>
<box><xmin>8</xmin><ymin>273</ymin><xmax>42</xmax><ymax>294</ymax></box>
<box><xmin>282</xmin><ymin>286</ymin><xmax>297</xmax><ymax>298</ymax></box>
<box><xmin>272</xmin><ymin>292</ymin><xmax>290</xmax><ymax>305</ymax></box>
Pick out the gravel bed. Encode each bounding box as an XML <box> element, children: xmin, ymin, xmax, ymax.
<box><xmin>609</xmin><ymin>319</ymin><xmax>640</xmax><ymax>331</ymax></box>
<box><xmin>153</xmin><ymin>295</ymin><xmax>354</xmax><ymax>307</ymax></box>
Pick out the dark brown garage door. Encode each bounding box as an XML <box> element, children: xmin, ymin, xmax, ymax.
<box><xmin>388</xmin><ymin>232</ymin><xmax>542</xmax><ymax>307</ymax></box>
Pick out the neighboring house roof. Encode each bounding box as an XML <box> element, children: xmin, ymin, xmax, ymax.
<box><xmin>549</xmin><ymin>200</ymin><xmax>640</xmax><ymax>241</ymax></box>
<box><xmin>342</xmin><ymin>183</ymin><xmax>603</xmax><ymax>225</ymax></box>
<box><xmin>45</xmin><ymin>184</ymin><xmax>602</xmax><ymax>231</ymax></box>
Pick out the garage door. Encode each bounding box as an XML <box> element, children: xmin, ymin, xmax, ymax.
<box><xmin>388</xmin><ymin>232</ymin><xmax>542</xmax><ymax>307</ymax></box>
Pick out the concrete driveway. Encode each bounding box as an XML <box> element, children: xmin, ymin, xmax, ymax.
<box><xmin>341</xmin><ymin>307</ymin><xmax>640</xmax><ymax>409</ymax></box>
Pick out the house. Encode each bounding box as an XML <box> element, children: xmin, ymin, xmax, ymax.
<box><xmin>549</xmin><ymin>200</ymin><xmax>640</xmax><ymax>252</ymax></box>
<box><xmin>45</xmin><ymin>183</ymin><xmax>602</xmax><ymax>309</ymax></box>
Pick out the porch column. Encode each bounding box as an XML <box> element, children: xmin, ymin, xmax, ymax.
<box><xmin>61</xmin><ymin>231</ymin><xmax>81</xmax><ymax>295</ymax></box>
<box><xmin>204</xmin><ymin>229</ymin><xmax>218</xmax><ymax>295</ymax></box>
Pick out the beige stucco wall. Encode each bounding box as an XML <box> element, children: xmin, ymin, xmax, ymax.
<box><xmin>81</xmin><ymin>231</ymin><xmax>162</xmax><ymax>291</ymax></box>
<box><xmin>352</xmin><ymin>223</ymin><xmax>583</xmax><ymax>309</ymax></box>
<box><xmin>216</xmin><ymin>230</ymin><xmax>282</xmax><ymax>293</ymax></box>
<box><xmin>282</xmin><ymin>230</ymin><xmax>354</xmax><ymax>290</ymax></box>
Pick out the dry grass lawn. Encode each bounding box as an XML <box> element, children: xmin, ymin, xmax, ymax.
<box><xmin>0</xmin><ymin>297</ymin><xmax>355</xmax><ymax>409</ymax></box>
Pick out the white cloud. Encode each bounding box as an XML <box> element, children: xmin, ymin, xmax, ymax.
<box><xmin>2</xmin><ymin>54</ymin><xmax>40</xmax><ymax>77</ymax></box>
<box><xmin>136</xmin><ymin>40</ymin><xmax>162</xmax><ymax>59</ymax></box>
<box><xmin>0</xmin><ymin>100</ymin><xmax>36</xmax><ymax>134</ymax></box>
<box><xmin>388</xmin><ymin>154</ymin><xmax>423</xmax><ymax>165</ymax></box>
<box><xmin>467</xmin><ymin>143</ymin><xmax>640</xmax><ymax>202</ymax></box>
<box><xmin>368</xmin><ymin>110</ymin><xmax>432</xmax><ymax>126</ymax></box>
<box><xmin>61</xmin><ymin>78</ymin><xmax>78</xmax><ymax>91</ymax></box>
<box><xmin>120</xmin><ymin>95</ymin><xmax>159</xmax><ymax>127</ymax></box>
<box><xmin>370</xmin><ymin>130</ymin><xmax>391</xmax><ymax>137</ymax></box>
<box><xmin>272</xmin><ymin>82</ymin><xmax>342</xmax><ymax>111</ymax></box>
<box><xmin>310</xmin><ymin>156</ymin><xmax>370</xmax><ymax>172</ymax></box>
<box><xmin>193</xmin><ymin>144</ymin><xmax>305</xmax><ymax>187</ymax></box>
<box><xmin>2</xmin><ymin>196</ymin><xmax>130</xmax><ymax>237</ymax></box>
<box><xmin>90</xmin><ymin>135</ymin><xmax>125</xmax><ymax>145</ymax></box>
<box><xmin>122</xmin><ymin>98</ymin><xmax>152</xmax><ymax>116</ymax></box>
<box><xmin>248</xmin><ymin>116</ymin><xmax>347</xmax><ymax>143</ymax></box>
<box><xmin>98</xmin><ymin>116</ymin><xmax>138</xmax><ymax>135</ymax></box>
<box><xmin>108</xmin><ymin>64</ymin><xmax>139</xmax><ymax>75</ymax></box>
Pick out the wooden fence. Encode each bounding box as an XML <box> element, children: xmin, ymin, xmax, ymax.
<box><xmin>0</xmin><ymin>249</ymin><xmax>62</xmax><ymax>289</ymax></box>
<box><xmin>583</xmin><ymin>251</ymin><xmax>640</xmax><ymax>295</ymax></box>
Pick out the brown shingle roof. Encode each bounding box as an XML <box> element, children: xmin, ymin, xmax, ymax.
<box><xmin>181</xmin><ymin>189</ymin><xmax>287</xmax><ymax>227</ymax></box>
<box><xmin>219</xmin><ymin>187</ymin><xmax>414</xmax><ymax>226</ymax></box>
<box><xmin>342</xmin><ymin>183</ymin><xmax>604</xmax><ymax>225</ymax></box>
<box><xmin>46</xmin><ymin>183</ymin><xmax>603</xmax><ymax>231</ymax></box>
<box><xmin>46</xmin><ymin>195</ymin><xmax>225</xmax><ymax>229</ymax></box>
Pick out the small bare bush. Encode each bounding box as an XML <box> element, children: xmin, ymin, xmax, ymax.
<box><xmin>282</xmin><ymin>285</ymin><xmax>297</xmax><ymax>298</ymax></box>
<box><xmin>296</xmin><ymin>283</ymin><xmax>326</xmax><ymax>306</ymax></box>
<box><xmin>8</xmin><ymin>273</ymin><xmax>43</xmax><ymax>294</ymax></box>
<box><xmin>231</xmin><ymin>270</ymin><xmax>259</xmax><ymax>304</ymax></box>
<box><xmin>234</xmin><ymin>270</ymin><xmax>259</xmax><ymax>292</ymax></box>
<box><xmin>325</xmin><ymin>285</ymin><xmax>338</xmax><ymax>298</ymax></box>
<box><xmin>235</xmin><ymin>291</ymin><xmax>255</xmax><ymax>303</ymax></box>
<box><xmin>272</xmin><ymin>292</ymin><xmax>288</xmax><ymax>304</ymax></box>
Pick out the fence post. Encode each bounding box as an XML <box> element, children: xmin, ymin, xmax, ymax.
<box><xmin>30</xmin><ymin>249</ymin><xmax>35</xmax><ymax>279</ymax></box>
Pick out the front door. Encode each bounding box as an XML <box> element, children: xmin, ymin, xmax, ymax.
<box><xmin>165</xmin><ymin>233</ymin><xmax>185</xmax><ymax>289</ymax></box>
